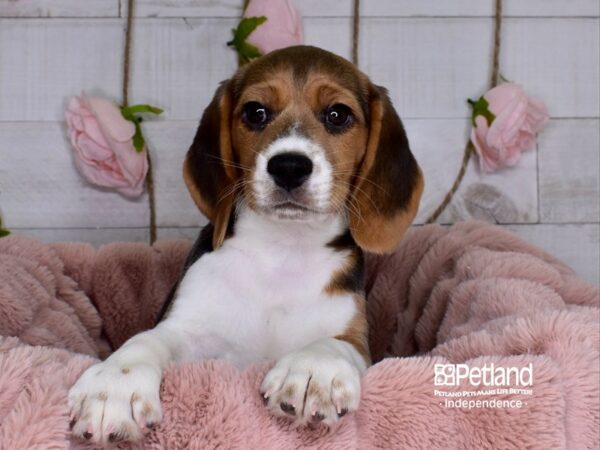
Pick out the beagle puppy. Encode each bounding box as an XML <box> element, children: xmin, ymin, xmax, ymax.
<box><xmin>68</xmin><ymin>45</ymin><xmax>423</xmax><ymax>444</ymax></box>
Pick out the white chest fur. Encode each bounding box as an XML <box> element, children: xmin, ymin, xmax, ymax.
<box><xmin>164</xmin><ymin>208</ymin><xmax>357</xmax><ymax>368</ymax></box>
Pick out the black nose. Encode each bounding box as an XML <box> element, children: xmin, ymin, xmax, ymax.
<box><xmin>267</xmin><ymin>153</ymin><xmax>313</xmax><ymax>191</ymax></box>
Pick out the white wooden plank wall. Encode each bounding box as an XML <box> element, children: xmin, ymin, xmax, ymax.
<box><xmin>0</xmin><ymin>0</ymin><xmax>598</xmax><ymax>284</ymax></box>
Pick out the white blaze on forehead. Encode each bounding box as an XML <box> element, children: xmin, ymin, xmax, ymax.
<box><xmin>253</xmin><ymin>133</ymin><xmax>333</xmax><ymax>210</ymax></box>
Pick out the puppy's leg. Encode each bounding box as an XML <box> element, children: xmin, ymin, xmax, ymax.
<box><xmin>68</xmin><ymin>323</ymin><xmax>183</xmax><ymax>444</ymax></box>
<box><xmin>261</xmin><ymin>337</ymin><xmax>368</xmax><ymax>426</ymax></box>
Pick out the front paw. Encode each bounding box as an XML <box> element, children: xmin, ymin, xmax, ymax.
<box><xmin>68</xmin><ymin>361</ymin><xmax>162</xmax><ymax>444</ymax></box>
<box><xmin>260</xmin><ymin>349</ymin><xmax>361</xmax><ymax>426</ymax></box>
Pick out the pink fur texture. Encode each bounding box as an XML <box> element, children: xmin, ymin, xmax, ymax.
<box><xmin>0</xmin><ymin>222</ymin><xmax>598</xmax><ymax>449</ymax></box>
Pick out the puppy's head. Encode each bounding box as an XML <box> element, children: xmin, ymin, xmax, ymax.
<box><xmin>184</xmin><ymin>45</ymin><xmax>424</xmax><ymax>252</ymax></box>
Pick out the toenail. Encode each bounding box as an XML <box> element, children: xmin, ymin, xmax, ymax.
<box><xmin>108</xmin><ymin>432</ymin><xmax>122</xmax><ymax>443</ymax></box>
<box><xmin>312</xmin><ymin>412</ymin><xmax>325</xmax><ymax>423</ymax></box>
<box><xmin>280</xmin><ymin>402</ymin><xmax>295</xmax><ymax>415</ymax></box>
<box><xmin>69</xmin><ymin>418</ymin><xmax>76</xmax><ymax>430</ymax></box>
<box><xmin>338</xmin><ymin>407</ymin><xmax>348</xmax><ymax>417</ymax></box>
<box><xmin>146</xmin><ymin>422</ymin><xmax>156</xmax><ymax>430</ymax></box>
<box><xmin>83</xmin><ymin>431</ymin><xmax>92</xmax><ymax>440</ymax></box>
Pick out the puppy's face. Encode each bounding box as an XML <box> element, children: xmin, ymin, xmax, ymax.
<box><xmin>185</xmin><ymin>46</ymin><xmax>424</xmax><ymax>252</ymax></box>
<box><xmin>232</xmin><ymin>66</ymin><xmax>369</xmax><ymax>221</ymax></box>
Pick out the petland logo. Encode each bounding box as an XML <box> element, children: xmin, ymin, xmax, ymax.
<box><xmin>434</xmin><ymin>363</ymin><xmax>533</xmax><ymax>387</ymax></box>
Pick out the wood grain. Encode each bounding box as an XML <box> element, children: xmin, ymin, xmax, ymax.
<box><xmin>0</xmin><ymin>123</ymin><xmax>149</xmax><ymax>228</ymax></box>
<box><xmin>539</xmin><ymin>119</ymin><xmax>600</xmax><ymax>223</ymax></box>
<box><xmin>0</xmin><ymin>0</ymin><xmax>119</xmax><ymax>18</ymax></box>
<box><xmin>406</xmin><ymin>119</ymin><xmax>537</xmax><ymax>224</ymax></box>
<box><xmin>360</xmin><ymin>17</ymin><xmax>599</xmax><ymax>119</ymax></box>
<box><xmin>156</xmin><ymin>227</ymin><xmax>202</xmax><ymax>241</ymax></box>
<box><xmin>13</xmin><ymin>227</ymin><xmax>149</xmax><ymax>246</ymax></box>
<box><xmin>129</xmin><ymin>0</ymin><xmax>600</xmax><ymax>18</ymax></box>
<box><xmin>1</xmin><ymin>17</ymin><xmax>597</xmax><ymax>121</ymax></box>
<box><xmin>142</xmin><ymin>121</ymin><xmax>204</xmax><ymax>227</ymax></box>
<box><xmin>509</xmin><ymin>224</ymin><xmax>600</xmax><ymax>285</ymax></box>
<box><xmin>0</xmin><ymin>19</ymin><xmax>123</xmax><ymax>121</ymax></box>
<box><xmin>363</xmin><ymin>0</ymin><xmax>600</xmax><ymax>18</ymax></box>
<box><xmin>4</xmin><ymin>0</ymin><xmax>598</xmax><ymax>18</ymax></box>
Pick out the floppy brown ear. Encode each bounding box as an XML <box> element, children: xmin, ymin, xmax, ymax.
<box><xmin>183</xmin><ymin>82</ymin><xmax>238</xmax><ymax>249</ymax></box>
<box><xmin>348</xmin><ymin>85</ymin><xmax>424</xmax><ymax>254</ymax></box>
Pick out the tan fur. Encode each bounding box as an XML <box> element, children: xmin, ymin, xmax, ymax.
<box><xmin>282</xmin><ymin>384</ymin><xmax>296</xmax><ymax>398</ymax></box>
<box><xmin>348</xmin><ymin>91</ymin><xmax>424</xmax><ymax>253</ymax></box>
<box><xmin>331</xmin><ymin>379</ymin><xmax>345</xmax><ymax>390</ymax></box>
<box><xmin>236</xmin><ymin>72</ymin><xmax>294</xmax><ymax>112</ymax></box>
<box><xmin>306</xmin><ymin>382</ymin><xmax>329</xmax><ymax>408</ymax></box>
<box><xmin>182</xmin><ymin>91</ymin><xmax>237</xmax><ymax>249</ymax></box>
<box><xmin>142</xmin><ymin>401</ymin><xmax>154</xmax><ymax>417</ymax></box>
<box><xmin>118</xmin><ymin>423</ymin><xmax>136</xmax><ymax>440</ymax></box>
<box><xmin>183</xmin><ymin>156</ymin><xmax>206</xmax><ymax>214</ymax></box>
<box><xmin>324</xmin><ymin>249</ymin><xmax>360</xmax><ymax>296</ymax></box>
<box><xmin>330</xmin><ymin>378</ymin><xmax>353</xmax><ymax>407</ymax></box>
<box><xmin>211</xmin><ymin>93</ymin><xmax>236</xmax><ymax>249</ymax></box>
<box><xmin>334</xmin><ymin>295</ymin><xmax>370</xmax><ymax>364</ymax></box>
<box><xmin>353</xmin><ymin>167</ymin><xmax>424</xmax><ymax>253</ymax></box>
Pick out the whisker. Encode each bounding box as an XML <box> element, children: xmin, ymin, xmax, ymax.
<box><xmin>217</xmin><ymin>178</ymin><xmax>252</xmax><ymax>204</ymax></box>
<box><xmin>325</xmin><ymin>184</ymin><xmax>366</xmax><ymax>227</ymax></box>
<box><xmin>204</xmin><ymin>154</ymin><xmax>252</xmax><ymax>172</ymax></box>
<box><xmin>330</xmin><ymin>170</ymin><xmax>389</xmax><ymax>194</ymax></box>
<box><xmin>328</xmin><ymin>179</ymin><xmax>382</xmax><ymax>215</ymax></box>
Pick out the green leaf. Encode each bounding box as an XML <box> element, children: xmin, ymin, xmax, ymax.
<box><xmin>0</xmin><ymin>215</ymin><xmax>9</xmax><ymax>238</ymax></box>
<box><xmin>227</xmin><ymin>16</ymin><xmax>267</xmax><ymax>63</ymax></box>
<box><xmin>120</xmin><ymin>109</ymin><xmax>134</xmax><ymax>122</ymax></box>
<box><xmin>232</xmin><ymin>16</ymin><xmax>267</xmax><ymax>43</ymax></box>
<box><xmin>122</xmin><ymin>104</ymin><xmax>163</xmax><ymax>116</ymax></box>
<box><xmin>120</xmin><ymin>104</ymin><xmax>161</xmax><ymax>153</ymax></box>
<box><xmin>238</xmin><ymin>41</ymin><xmax>262</xmax><ymax>61</ymax></box>
<box><xmin>132</xmin><ymin>121</ymin><xmax>145</xmax><ymax>152</ymax></box>
<box><xmin>468</xmin><ymin>96</ymin><xmax>496</xmax><ymax>127</ymax></box>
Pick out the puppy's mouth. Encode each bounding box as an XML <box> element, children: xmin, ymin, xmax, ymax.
<box><xmin>254</xmin><ymin>185</ymin><xmax>324</xmax><ymax>219</ymax></box>
<box><xmin>272</xmin><ymin>201</ymin><xmax>320</xmax><ymax>213</ymax></box>
<box><xmin>260</xmin><ymin>195</ymin><xmax>326</xmax><ymax>220</ymax></box>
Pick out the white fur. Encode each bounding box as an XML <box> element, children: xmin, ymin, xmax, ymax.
<box><xmin>261</xmin><ymin>338</ymin><xmax>365</xmax><ymax>425</ymax></box>
<box><xmin>68</xmin><ymin>206</ymin><xmax>365</xmax><ymax>444</ymax></box>
<box><xmin>253</xmin><ymin>133</ymin><xmax>333</xmax><ymax>213</ymax></box>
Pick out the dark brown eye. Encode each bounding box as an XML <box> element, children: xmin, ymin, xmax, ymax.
<box><xmin>242</xmin><ymin>102</ymin><xmax>271</xmax><ymax>130</ymax></box>
<box><xmin>323</xmin><ymin>104</ymin><xmax>353</xmax><ymax>133</ymax></box>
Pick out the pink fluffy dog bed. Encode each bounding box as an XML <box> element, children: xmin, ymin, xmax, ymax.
<box><xmin>0</xmin><ymin>221</ymin><xmax>598</xmax><ymax>449</ymax></box>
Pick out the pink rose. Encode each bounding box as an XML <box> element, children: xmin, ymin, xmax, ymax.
<box><xmin>470</xmin><ymin>83</ymin><xmax>549</xmax><ymax>173</ymax></box>
<box><xmin>65</xmin><ymin>94</ymin><xmax>148</xmax><ymax>197</ymax></box>
<box><xmin>245</xmin><ymin>0</ymin><xmax>303</xmax><ymax>55</ymax></box>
